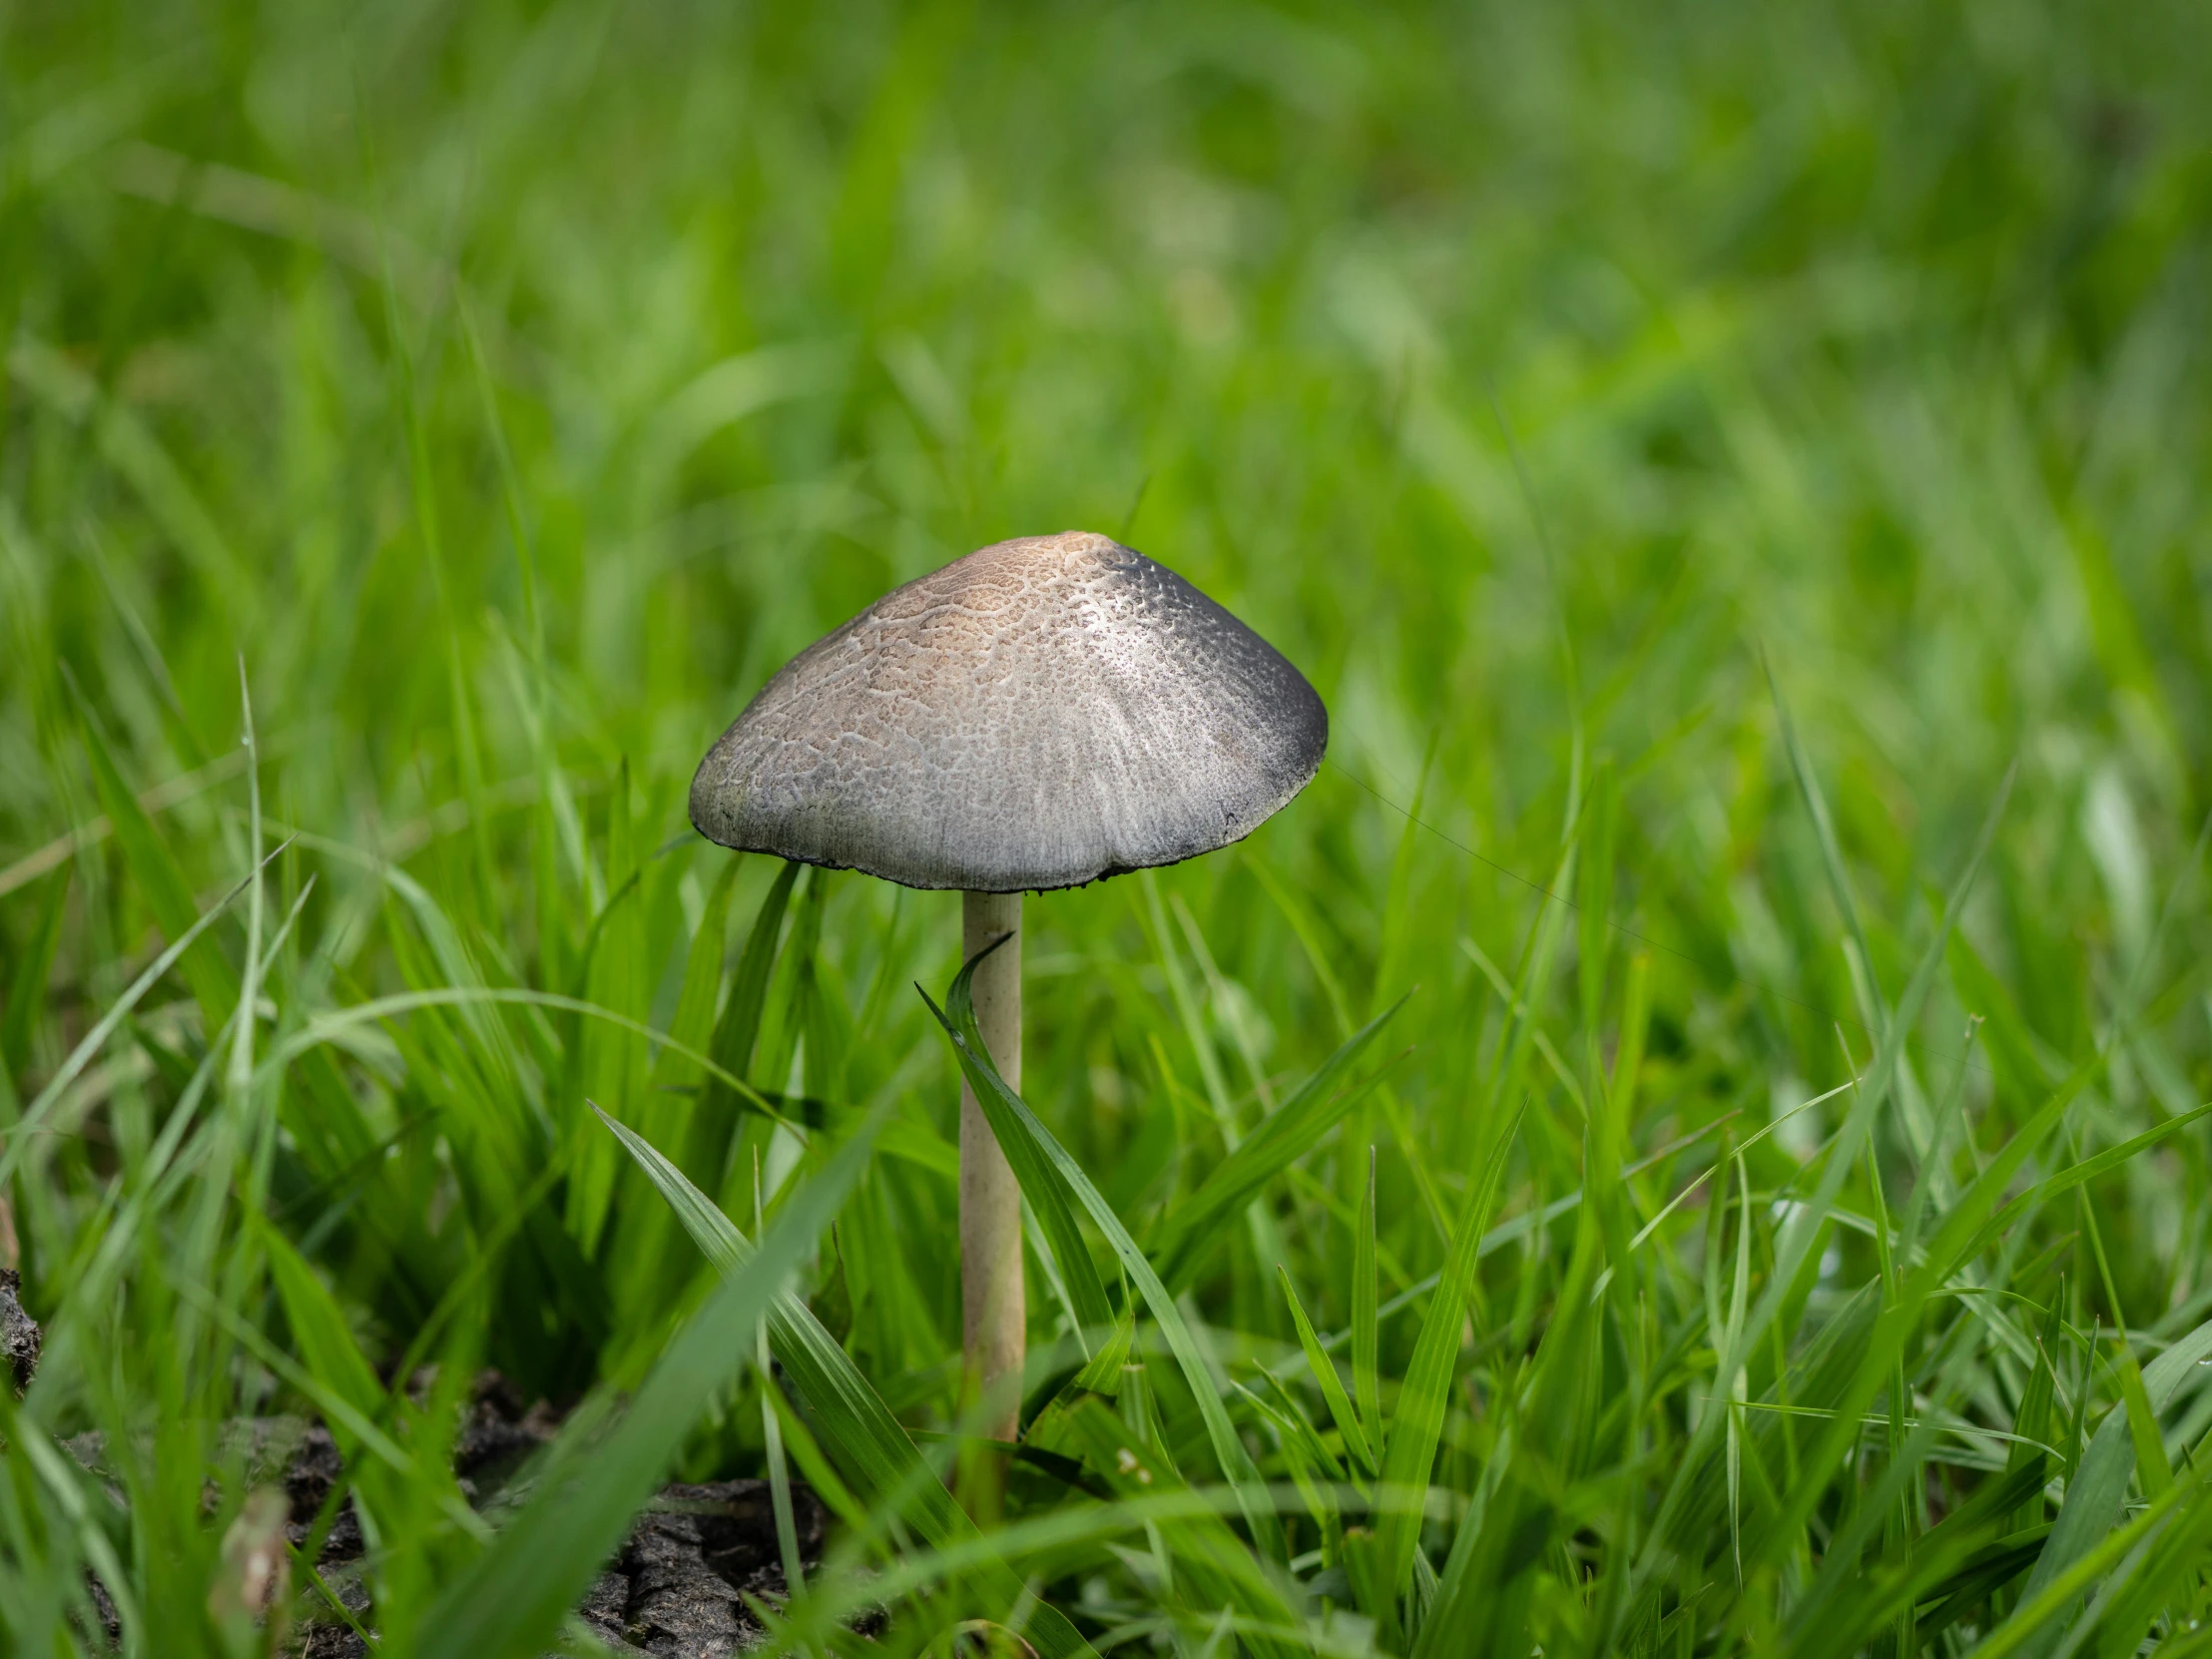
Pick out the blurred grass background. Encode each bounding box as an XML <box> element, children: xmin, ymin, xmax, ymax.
<box><xmin>4</xmin><ymin>1</ymin><xmax>2212</xmax><ymax>1654</ymax></box>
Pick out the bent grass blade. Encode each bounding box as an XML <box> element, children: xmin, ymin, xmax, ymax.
<box><xmin>596</xmin><ymin>1103</ymin><xmax>1100</xmax><ymax>1659</ymax></box>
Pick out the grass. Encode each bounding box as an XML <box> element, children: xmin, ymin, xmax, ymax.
<box><xmin>3</xmin><ymin>0</ymin><xmax>2212</xmax><ymax>1653</ymax></box>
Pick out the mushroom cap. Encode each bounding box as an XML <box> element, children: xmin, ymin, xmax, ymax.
<box><xmin>689</xmin><ymin>531</ymin><xmax>1328</xmax><ymax>891</ymax></box>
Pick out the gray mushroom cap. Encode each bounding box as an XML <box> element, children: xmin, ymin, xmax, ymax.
<box><xmin>689</xmin><ymin>531</ymin><xmax>1328</xmax><ymax>892</ymax></box>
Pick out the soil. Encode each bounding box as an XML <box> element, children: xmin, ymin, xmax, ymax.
<box><xmin>252</xmin><ymin>1379</ymin><xmax>833</xmax><ymax>1659</ymax></box>
<box><xmin>1</xmin><ymin>1268</ymin><xmax>38</xmax><ymax>1394</ymax></box>
<box><xmin>10</xmin><ymin>1288</ymin><xmax>845</xmax><ymax>1659</ymax></box>
<box><xmin>285</xmin><ymin>1392</ymin><xmax>830</xmax><ymax>1659</ymax></box>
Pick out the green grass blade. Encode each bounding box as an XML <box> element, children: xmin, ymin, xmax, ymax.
<box><xmin>1153</xmin><ymin>997</ymin><xmax>1404</xmax><ymax>1294</ymax></box>
<box><xmin>259</xmin><ymin>1217</ymin><xmax>385</xmax><ymax>1430</ymax></box>
<box><xmin>923</xmin><ymin>963</ymin><xmax>1288</xmax><ymax>1563</ymax></box>
<box><xmin>2016</xmin><ymin>1316</ymin><xmax>2212</xmax><ymax>1610</ymax></box>
<box><xmin>2009</xmin><ymin>1296</ymin><xmax>2066</xmax><ymax>1533</ymax></box>
<box><xmin>605</xmin><ymin>856</ymin><xmax>744</xmax><ymax>1324</ymax></box>
<box><xmin>0</xmin><ymin>865</ymin><xmax>69</xmax><ymax>1084</ymax></box>
<box><xmin>710</xmin><ymin>858</ymin><xmax>803</xmax><ymax>1106</ymax></box>
<box><xmin>1955</xmin><ymin>1101</ymin><xmax>2212</xmax><ymax>1268</ymax></box>
<box><xmin>1277</xmin><ymin>1263</ymin><xmax>1376</xmax><ymax>1480</ymax></box>
<box><xmin>3</xmin><ymin>845</ymin><xmax>279</xmax><ymax>1186</ymax></box>
<box><xmin>71</xmin><ymin>682</ymin><xmax>240</xmax><ymax>1029</ymax></box>
<box><xmin>416</xmin><ymin>1109</ymin><xmax>880</xmax><ymax>1659</ymax></box>
<box><xmin>1374</xmin><ymin>1092</ymin><xmax>1528</xmax><ymax>1601</ymax></box>
<box><xmin>1768</xmin><ymin>659</ymin><xmax>1885</xmax><ymax>1018</ymax></box>
<box><xmin>1243</xmin><ymin>850</ymin><xmax>1355</xmax><ymax>1040</ymax></box>
<box><xmin>1645</xmin><ymin>766</ymin><xmax>2014</xmax><ymax>1583</ymax></box>
<box><xmin>1969</xmin><ymin>1451</ymin><xmax>2211</xmax><ymax>1659</ymax></box>
<box><xmin>595</xmin><ymin>1103</ymin><xmax>1101</xmax><ymax>1659</ymax></box>
<box><xmin>943</xmin><ymin>937</ymin><xmax>1117</xmax><ymax>1339</ymax></box>
<box><xmin>1355</xmin><ymin>1144</ymin><xmax>1383</xmax><ymax>1459</ymax></box>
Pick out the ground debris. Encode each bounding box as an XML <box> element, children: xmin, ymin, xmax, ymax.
<box><xmin>294</xmin><ymin>1565</ymin><xmax>372</xmax><ymax>1658</ymax></box>
<box><xmin>577</xmin><ymin>1570</ymin><xmax>639</xmax><ymax>1651</ymax></box>
<box><xmin>618</xmin><ymin>1480</ymin><xmax>827</xmax><ymax>1657</ymax></box>
<box><xmin>2</xmin><ymin>1267</ymin><xmax>39</xmax><ymax>1393</ymax></box>
<box><xmin>274</xmin><ymin>1375</ymin><xmax>833</xmax><ymax>1658</ymax></box>
<box><xmin>83</xmin><ymin>1573</ymin><xmax>122</xmax><ymax>1646</ymax></box>
<box><xmin>54</xmin><ymin>1371</ymin><xmax>841</xmax><ymax>1657</ymax></box>
<box><xmin>285</xmin><ymin>1479</ymin><xmax>827</xmax><ymax>1659</ymax></box>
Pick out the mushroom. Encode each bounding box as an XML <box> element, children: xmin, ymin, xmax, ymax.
<box><xmin>689</xmin><ymin>529</ymin><xmax>1326</xmax><ymax>1441</ymax></box>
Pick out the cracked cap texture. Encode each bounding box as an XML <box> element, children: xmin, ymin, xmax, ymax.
<box><xmin>689</xmin><ymin>531</ymin><xmax>1328</xmax><ymax>891</ymax></box>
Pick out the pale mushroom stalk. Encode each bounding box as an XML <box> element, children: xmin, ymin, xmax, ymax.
<box><xmin>690</xmin><ymin>530</ymin><xmax>1327</xmax><ymax>1475</ymax></box>
<box><xmin>958</xmin><ymin>889</ymin><xmax>1023</xmax><ymax>1440</ymax></box>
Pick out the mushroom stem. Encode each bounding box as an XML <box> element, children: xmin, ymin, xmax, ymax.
<box><xmin>959</xmin><ymin>889</ymin><xmax>1025</xmax><ymax>1444</ymax></box>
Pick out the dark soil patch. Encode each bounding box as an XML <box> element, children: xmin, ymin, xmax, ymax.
<box><xmin>292</xmin><ymin>1473</ymin><xmax>828</xmax><ymax>1657</ymax></box>
<box><xmin>13</xmin><ymin>1279</ymin><xmax>844</xmax><ymax>1659</ymax></box>
<box><xmin>282</xmin><ymin>1375</ymin><xmax>836</xmax><ymax>1658</ymax></box>
<box><xmin>1</xmin><ymin>1268</ymin><xmax>38</xmax><ymax>1393</ymax></box>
